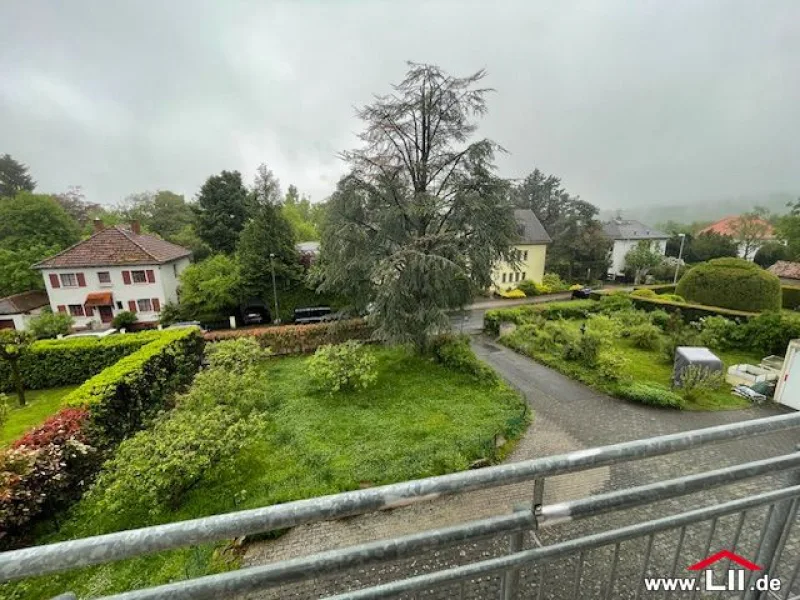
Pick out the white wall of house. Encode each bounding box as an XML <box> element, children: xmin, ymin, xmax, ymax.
<box><xmin>40</xmin><ymin>258</ymin><xmax>191</xmax><ymax>329</ymax></box>
<box><xmin>0</xmin><ymin>308</ymin><xmax>45</xmax><ymax>331</ymax></box>
<box><xmin>608</xmin><ymin>239</ymin><xmax>668</xmax><ymax>277</ymax></box>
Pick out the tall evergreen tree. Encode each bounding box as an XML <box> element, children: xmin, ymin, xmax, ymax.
<box><xmin>194</xmin><ymin>170</ymin><xmax>248</xmax><ymax>254</ymax></box>
<box><xmin>0</xmin><ymin>154</ymin><xmax>35</xmax><ymax>198</ymax></box>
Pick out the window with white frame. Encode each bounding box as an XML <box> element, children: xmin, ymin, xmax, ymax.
<box><xmin>98</xmin><ymin>271</ymin><xmax>111</xmax><ymax>285</ymax></box>
<box><xmin>131</xmin><ymin>270</ymin><xmax>147</xmax><ymax>284</ymax></box>
<box><xmin>137</xmin><ymin>298</ymin><xmax>153</xmax><ymax>312</ymax></box>
<box><xmin>60</xmin><ymin>273</ymin><xmax>78</xmax><ymax>287</ymax></box>
<box><xmin>501</xmin><ymin>273</ymin><xmax>506</xmax><ymax>283</ymax></box>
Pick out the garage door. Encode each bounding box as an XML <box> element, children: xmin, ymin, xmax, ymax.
<box><xmin>0</xmin><ymin>319</ymin><xmax>15</xmax><ymax>330</ymax></box>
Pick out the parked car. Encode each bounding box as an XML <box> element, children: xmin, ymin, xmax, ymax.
<box><xmin>240</xmin><ymin>300</ymin><xmax>271</xmax><ymax>326</ymax></box>
<box><xmin>571</xmin><ymin>287</ymin><xmax>593</xmax><ymax>300</ymax></box>
<box><xmin>293</xmin><ymin>306</ymin><xmax>332</xmax><ymax>325</ymax></box>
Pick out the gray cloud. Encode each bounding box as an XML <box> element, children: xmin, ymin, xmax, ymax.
<box><xmin>2</xmin><ymin>0</ymin><xmax>798</xmax><ymax>209</ymax></box>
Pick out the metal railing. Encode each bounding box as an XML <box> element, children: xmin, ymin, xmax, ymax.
<box><xmin>2</xmin><ymin>411</ymin><xmax>800</xmax><ymax>599</ymax></box>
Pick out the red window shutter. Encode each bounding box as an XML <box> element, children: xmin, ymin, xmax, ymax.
<box><xmin>85</xmin><ymin>306</ymin><xmax>94</xmax><ymax>317</ymax></box>
<box><xmin>122</xmin><ymin>271</ymin><xmax>131</xmax><ymax>284</ymax></box>
<box><xmin>128</xmin><ymin>300</ymin><xmax>137</xmax><ymax>313</ymax></box>
<box><xmin>57</xmin><ymin>305</ymin><xmax>66</xmax><ymax>313</ymax></box>
<box><xmin>146</xmin><ymin>269</ymin><xmax>155</xmax><ymax>283</ymax></box>
<box><xmin>77</xmin><ymin>272</ymin><xmax>86</xmax><ymax>287</ymax></box>
<box><xmin>152</xmin><ymin>298</ymin><xmax>161</xmax><ymax>312</ymax></box>
<box><xmin>49</xmin><ymin>274</ymin><xmax>60</xmax><ymax>288</ymax></box>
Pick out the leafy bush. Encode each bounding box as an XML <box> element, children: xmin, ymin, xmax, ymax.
<box><xmin>158</xmin><ymin>301</ymin><xmax>184</xmax><ymax>326</ymax></box>
<box><xmin>676</xmin><ymin>258</ymin><xmax>782</xmax><ymax>312</ymax></box>
<box><xmin>631</xmin><ymin>288</ymin><xmax>657</xmax><ymax>298</ymax></box>
<box><xmin>516</xmin><ymin>280</ymin><xmax>539</xmax><ymax>296</ymax></box>
<box><xmin>614</xmin><ymin>309</ymin><xmax>652</xmax><ymax>333</ymax></box>
<box><xmin>661</xmin><ymin>327</ymin><xmax>702</xmax><ymax>364</ymax></box>
<box><xmin>649</xmin><ymin>309</ymin><xmax>671</xmax><ymax>330</ymax></box>
<box><xmin>111</xmin><ymin>310</ymin><xmax>138</xmax><ymax>330</ymax></box>
<box><xmin>542</xmin><ymin>273</ymin><xmax>569</xmax><ymax>291</ymax></box>
<box><xmin>309</xmin><ymin>341</ymin><xmax>378</xmax><ymax>394</ymax></box>
<box><xmin>484</xmin><ymin>300</ymin><xmax>600</xmax><ymax>334</ymax></box>
<box><xmin>563</xmin><ymin>331</ymin><xmax>604</xmax><ymax>366</ymax></box>
<box><xmin>629</xmin><ymin>294</ymin><xmax>758</xmax><ymax>322</ymax></box>
<box><xmin>698</xmin><ymin>316</ymin><xmax>739</xmax><ymax>350</ymax></box>
<box><xmin>0</xmin><ymin>394</ymin><xmax>7</xmax><ymax>427</ymax></box>
<box><xmin>660</xmin><ymin>294</ymin><xmax>686</xmax><ymax>303</ymax></box>
<box><xmin>429</xmin><ymin>334</ymin><xmax>498</xmax><ymax>383</ymax></box>
<box><xmin>27</xmin><ymin>311</ymin><xmax>73</xmax><ymax>339</ymax></box>
<box><xmin>586</xmin><ymin>314</ymin><xmax>621</xmax><ymax>338</ymax></box>
<box><xmin>497</xmin><ymin>288</ymin><xmax>526</xmax><ymax>299</ymax></box>
<box><xmin>596</xmin><ymin>351</ymin><xmax>631</xmax><ymax>383</ymax></box>
<box><xmin>599</xmin><ymin>293</ymin><xmax>634</xmax><ymax>314</ymax></box>
<box><xmin>617</xmin><ymin>383</ymin><xmax>684</xmax><ymax>409</ymax></box>
<box><xmin>85</xmin><ymin>406</ymin><xmax>256</xmax><ymax>522</ymax></box>
<box><xmin>205</xmin><ymin>337</ymin><xmax>272</xmax><ymax>373</ymax></box>
<box><xmin>743</xmin><ymin>312</ymin><xmax>800</xmax><ymax>356</ymax></box>
<box><xmin>627</xmin><ymin>323</ymin><xmax>663</xmax><ymax>350</ymax></box>
<box><xmin>753</xmin><ymin>241</ymin><xmax>790</xmax><ymax>268</ymax></box>
<box><xmin>676</xmin><ymin>365</ymin><xmax>724</xmax><ymax>403</ymax></box>
<box><xmin>205</xmin><ymin>319</ymin><xmax>373</xmax><ymax>355</ymax></box>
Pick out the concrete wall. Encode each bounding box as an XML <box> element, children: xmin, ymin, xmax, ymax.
<box><xmin>40</xmin><ymin>259</ymin><xmax>190</xmax><ymax>329</ymax></box>
<box><xmin>608</xmin><ymin>239</ymin><xmax>667</xmax><ymax>277</ymax></box>
<box><xmin>491</xmin><ymin>244</ymin><xmax>547</xmax><ymax>289</ymax></box>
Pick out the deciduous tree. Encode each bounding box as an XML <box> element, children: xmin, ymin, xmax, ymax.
<box><xmin>625</xmin><ymin>240</ymin><xmax>664</xmax><ymax>284</ymax></box>
<box><xmin>686</xmin><ymin>231</ymin><xmax>739</xmax><ymax>263</ymax></box>
<box><xmin>319</xmin><ymin>63</ymin><xmax>518</xmax><ymax>349</ymax></box>
<box><xmin>776</xmin><ymin>199</ymin><xmax>800</xmax><ymax>259</ymax></box>
<box><xmin>730</xmin><ymin>210</ymin><xmax>773</xmax><ymax>260</ymax></box>
<box><xmin>119</xmin><ymin>190</ymin><xmax>195</xmax><ymax>239</ymax></box>
<box><xmin>0</xmin><ymin>192</ymin><xmax>81</xmax><ymax>251</ymax></box>
<box><xmin>178</xmin><ymin>254</ymin><xmax>242</xmax><ymax>321</ymax></box>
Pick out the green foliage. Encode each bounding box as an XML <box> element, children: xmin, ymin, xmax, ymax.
<box><xmin>0</xmin><ymin>393</ymin><xmax>8</xmax><ymax>427</ymax></box>
<box><xmin>0</xmin><ymin>154</ymin><xmax>35</xmax><ymax>198</ymax></box>
<box><xmin>596</xmin><ymin>351</ymin><xmax>631</xmax><ymax>383</ymax></box>
<box><xmin>627</xmin><ymin>323</ymin><xmax>663</xmax><ymax>350</ymax></box>
<box><xmin>585</xmin><ymin>314</ymin><xmax>622</xmax><ymax>338</ymax></box>
<box><xmin>686</xmin><ymin>231</ymin><xmax>739</xmax><ymax>263</ymax></box>
<box><xmin>697</xmin><ymin>316</ymin><xmax>739</xmax><ymax>350</ymax></box>
<box><xmin>205</xmin><ymin>338</ymin><xmax>272</xmax><ymax>373</ymax></box>
<box><xmin>178</xmin><ymin>254</ymin><xmax>242</xmax><ymax>322</ymax></box>
<box><xmin>599</xmin><ymin>293</ymin><xmax>634</xmax><ymax>314</ymax></box>
<box><xmin>282</xmin><ymin>185</ymin><xmax>319</xmax><ymax>241</ymax></box>
<box><xmin>660</xmin><ymin>326</ymin><xmax>702</xmax><ymax>364</ymax></box>
<box><xmin>0</xmin><ymin>330</ymin><xmax>33</xmax><ymax>406</ymax></box>
<box><xmin>783</xmin><ymin>286</ymin><xmax>800</xmax><ymax>311</ymax></box>
<box><xmin>118</xmin><ymin>191</ymin><xmax>195</xmax><ymax>240</ymax></box>
<box><xmin>649</xmin><ymin>309</ymin><xmax>671</xmax><ymax>329</ymax></box>
<box><xmin>676</xmin><ymin>365</ymin><xmax>724</xmax><ymax>403</ymax></box>
<box><xmin>157</xmin><ymin>301</ymin><xmax>183</xmax><ymax>326</ymax></box>
<box><xmin>27</xmin><ymin>311</ymin><xmax>73</xmax><ymax>339</ymax></box>
<box><xmin>743</xmin><ymin>312</ymin><xmax>800</xmax><ymax>356</ymax></box>
<box><xmin>428</xmin><ymin>334</ymin><xmax>498</xmax><ymax>384</ymax></box>
<box><xmin>776</xmin><ymin>205</ymin><xmax>800</xmax><ymax>260</ymax></box>
<box><xmin>318</xmin><ymin>64</ymin><xmax>520</xmax><ymax>351</ymax></box>
<box><xmin>629</xmin><ymin>294</ymin><xmax>758</xmax><ymax>321</ymax></box>
<box><xmin>542</xmin><ymin>272</ymin><xmax>569</xmax><ymax>291</ymax></box>
<box><xmin>753</xmin><ymin>242</ymin><xmax>790</xmax><ymax>268</ymax></box>
<box><xmin>515</xmin><ymin>280</ymin><xmax>538</xmax><ymax>296</ymax></box>
<box><xmin>624</xmin><ymin>241</ymin><xmax>664</xmax><ymax>284</ymax></box>
<box><xmin>484</xmin><ymin>300</ymin><xmax>600</xmax><ymax>334</ymax></box>
<box><xmin>111</xmin><ymin>311</ymin><xmax>137</xmax><ymax>330</ymax></box>
<box><xmin>0</xmin><ymin>244</ymin><xmax>60</xmax><ymax>297</ymax></box>
<box><xmin>308</xmin><ymin>341</ymin><xmax>377</xmax><ymax>394</ymax></box>
<box><xmin>676</xmin><ymin>258</ymin><xmax>782</xmax><ymax>312</ymax></box>
<box><xmin>194</xmin><ymin>170</ymin><xmax>249</xmax><ymax>254</ymax></box>
<box><xmin>562</xmin><ymin>330</ymin><xmax>604</xmax><ymax>366</ymax></box>
<box><xmin>0</xmin><ymin>192</ymin><xmax>80</xmax><ymax>252</ymax></box>
<box><xmin>617</xmin><ymin>383</ymin><xmax>684</xmax><ymax>409</ymax></box>
<box><xmin>660</xmin><ymin>294</ymin><xmax>686</xmax><ymax>303</ymax></box>
<box><xmin>631</xmin><ymin>288</ymin><xmax>657</xmax><ymax>298</ymax></box>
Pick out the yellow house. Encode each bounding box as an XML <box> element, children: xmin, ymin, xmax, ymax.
<box><xmin>491</xmin><ymin>209</ymin><xmax>551</xmax><ymax>290</ymax></box>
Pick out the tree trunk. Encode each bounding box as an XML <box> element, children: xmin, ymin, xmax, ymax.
<box><xmin>11</xmin><ymin>361</ymin><xmax>25</xmax><ymax>406</ymax></box>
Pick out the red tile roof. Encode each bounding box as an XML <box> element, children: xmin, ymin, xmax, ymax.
<box><xmin>33</xmin><ymin>226</ymin><xmax>192</xmax><ymax>269</ymax></box>
<box><xmin>699</xmin><ymin>215</ymin><xmax>775</xmax><ymax>238</ymax></box>
<box><xmin>0</xmin><ymin>290</ymin><xmax>49</xmax><ymax>315</ymax></box>
<box><xmin>768</xmin><ymin>261</ymin><xmax>800</xmax><ymax>281</ymax></box>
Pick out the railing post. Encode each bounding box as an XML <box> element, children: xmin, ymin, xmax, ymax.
<box><xmin>744</xmin><ymin>457</ymin><xmax>800</xmax><ymax>600</ymax></box>
<box><xmin>502</xmin><ymin>504</ymin><xmax>527</xmax><ymax>600</ymax></box>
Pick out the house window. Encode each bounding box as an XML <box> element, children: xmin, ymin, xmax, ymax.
<box><xmin>98</xmin><ymin>271</ymin><xmax>111</xmax><ymax>285</ymax></box>
<box><xmin>516</xmin><ymin>272</ymin><xmax>521</xmax><ymax>282</ymax></box>
<box><xmin>60</xmin><ymin>273</ymin><xmax>78</xmax><ymax>287</ymax></box>
<box><xmin>523</xmin><ymin>250</ymin><xmax>528</xmax><ymax>260</ymax></box>
<box><xmin>116</xmin><ymin>301</ymin><xmax>123</xmax><ymax>309</ymax></box>
<box><xmin>68</xmin><ymin>304</ymin><xmax>85</xmax><ymax>317</ymax></box>
<box><xmin>502</xmin><ymin>273</ymin><xmax>507</xmax><ymax>283</ymax></box>
<box><xmin>137</xmin><ymin>298</ymin><xmax>153</xmax><ymax>312</ymax></box>
<box><xmin>131</xmin><ymin>270</ymin><xmax>147</xmax><ymax>284</ymax></box>
<box><xmin>522</xmin><ymin>272</ymin><xmax>527</xmax><ymax>280</ymax></box>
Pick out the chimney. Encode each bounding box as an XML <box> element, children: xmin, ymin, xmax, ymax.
<box><xmin>130</xmin><ymin>220</ymin><xmax>141</xmax><ymax>235</ymax></box>
<box><xmin>93</xmin><ymin>218</ymin><xmax>104</xmax><ymax>234</ymax></box>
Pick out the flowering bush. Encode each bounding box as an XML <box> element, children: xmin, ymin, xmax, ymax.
<box><xmin>497</xmin><ymin>288</ymin><xmax>526</xmax><ymax>299</ymax></box>
<box><xmin>308</xmin><ymin>341</ymin><xmax>377</xmax><ymax>394</ymax></box>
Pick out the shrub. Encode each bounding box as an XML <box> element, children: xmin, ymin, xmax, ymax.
<box><xmin>661</xmin><ymin>327</ymin><xmax>702</xmax><ymax>364</ymax></box>
<box><xmin>631</xmin><ymin>288</ymin><xmax>657</xmax><ymax>298</ymax></box>
<box><xmin>158</xmin><ymin>301</ymin><xmax>184</xmax><ymax>326</ymax></box>
<box><xmin>660</xmin><ymin>294</ymin><xmax>686</xmax><ymax>303</ymax></box>
<box><xmin>497</xmin><ymin>288</ymin><xmax>526</xmax><ymax>299</ymax></box>
<box><xmin>676</xmin><ymin>365</ymin><xmax>724</xmax><ymax>403</ymax></box>
<box><xmin>586</xmin><ymin>314</ymin><xmax>621</xmax><ymax>338</ymax></box>
<box><xmin>563</xmin><ymin>331</ymin><xmax>604</xmax><ymax>366</ymax></box>
<box><xmin>676</xmin><ymin>258</ymin><xmax>782</xmax><ymax>312</ymax></box>
<box><xmin>649</xmin><ymin>310</ymin><xmax>671</xmax><ymax>330</ymax></box>
<box><xmin>596</xmin><ymin>351</ymin><xmax>631</xmax><ymax>383</ymax></box>
<box><xmin>542</xmin><ymin>273</ymin><xmax>569</xmax><ymax>291</ymax></box>
<box><xmin>111</xmin><ymin>311</ymin><xmax>138</xmax><ymax>330</ymax></box>
<box><xmin>205</xmin><ymin>319</ymin><xmax>373</xmax><ymax>355</ymax></box>
<box><xmin>205</xmin><ymin>337</ymin><xmax>272</xmax><ymax>373</ymax></box>
<box><xmin>27</xmin><ymin>311</ymin><xmax>73</xmax><ymax>339</ymax></box>
<box><xmin>630</xmin><ymin>294</ymin><xmax>757</xmax><ymax>322</ymax></box>
<box><xmin>697</xmin><ymin>316</ymin><xmax>739</xmax><ymax>350</ymax></box>
<box><xmin>429</xmin><ymin>334</ymin><xmax>498</xmax><ymax>384</ymax></box>
<box><xmin>743</xmin><ymin>312</ymin><xmax>800</xmax><ymax>356</ymax></box>
<box><xmin>614</xmin><ymin>309</ymin><xmax>652</xmax><ymax>333</ymax></box>
<box><xmin>627</xmin><ymin>323</ymin><xmax>663</xmax><ymax>350</ymax></box>
<box><xmin>516</xmin><ymin>280</ymin><xmax>538</xmax><ymax>296</ymax></box>
<box><xmin>753</xmin><ymin>241</ymin><xmax>790</xmax><ymax>268</ymax></box>
<box><xmin>484</xmin><ymin>301</ymin><xmax>600</xmax><ymax>334</ymax></box>
<box><xmin>599</xmin><ymin>293</ymin><xmax>634</xmax><ymax>314</ymax></box>
<box><xmin>543</xmin><ymin>321</ymin><xmax>580</xmax><ymax>347</ymax></box>
<box><xmin>617</xmin><ymin>383</ymin><xmax>684</xmax><ymax>409</ymax></box>
<box><xmin>783</xmin><ymin>286</ymin><xmax>800</xmax><ymax>311</ymax></box>
<box><xmin>309</xmin><ymin>341</ymin><xmax>378</xmax><ymax>394</ymax></box>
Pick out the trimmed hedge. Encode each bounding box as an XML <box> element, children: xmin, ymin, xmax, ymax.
<box><xmin>0</xmin><ymin>331</ymin><xmax>164</xmax><ymax>392</ymax></box>
<box><xmin>1</xmin><ymin>328</ymin><xmax>203</xmax><ymax>546</ymax></box>
<box><xmin>676</xmin><ymin>258</ymin><xmax>782</xmax><ymax>312</ymax></box>
<box><xmin>634</xmin><ymin>284</ymin><xmax>677</xmax><ymax>295</ymax></box>
<box><xmin>629</xmin><ymin>295</ymin><xmax>757</xmax><ymax>321</ymax></box>
<box><xmin>204</xmin><ymin>319</ymin><xmax>373</xmax><ymax>355</ymax></box>
<box><xmin>484</xmin><ymin>300</ymin><xmax>600</xmax><ymax>335</ymax></box>
<box><xmin>783</xmin><ymin>286</ymin><xmax>800</xmax><ymax>311</ymax></box>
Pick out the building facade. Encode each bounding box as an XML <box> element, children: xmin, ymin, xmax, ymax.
<box><xmin>0</xmin><ymin>290</ymin><xmax>49</xmax><ymax>330</ymax></box>
<box><xmin>34</xmin><ymin>221</ymin><xmax>192</xmax><ymax>329</ymax></box>
<box><xmin>602</xmin><ymin>219</ymin><xmax>669</xmax><ymax>279</ymax></box>
<box><xmin>699</xmin><ymin>216</ymin><xmax>776</xmax><ymax>261</ymax></box>
<box><xmin>491</xmin><ymin>209</ymin><xmax>551</xmax><ymax>290</ymax></box>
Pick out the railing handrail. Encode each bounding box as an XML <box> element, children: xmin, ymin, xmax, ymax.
<box><xmin>1</xmin><ymin>411</ymin><xmax>799</xmax><ymax>582</ymax></box>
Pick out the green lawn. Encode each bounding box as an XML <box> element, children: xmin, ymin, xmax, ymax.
<box><xmin>502</xmin><ymin>319</ymin><xmax>757</xmax><ymax>410</ymax></box>
<box><xmin>1</xmin><ymin>386</ymin><xmax>80</xmax><ymax>446</ymax></box>
<box><xmin>8</xmin><ymin>346</ymin><xmax>528</xmax><ymax>599</ymax></box>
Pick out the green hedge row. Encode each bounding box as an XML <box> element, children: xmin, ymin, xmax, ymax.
<box><xmin>676</xmin><ymin>258</ymin><xmax>782</xmax><ymax>312</ymax></box>
<box><xmin>484</xmin><ymin>300</ymin><xmax>600</xmax><ymax>334</ymax></box>
<box><xmin>783</xmin><ymin>286</ymin><xmax>800</xmax><ymax>311</ymax></box>
<box><xmin>628</xmin><ymin>295</ymin><xmax>756</xmax><ymax>321</ymax></box>
<box><xmin>0</xmin><ymin>332</ymin><xmax>166</xmax><ymax>392</ymax></box>
<box><xmin>66</xmin><ymin>328</ymin><xmax>205</xmax><ymax>446</ymax></box>
<box><xmin>634</xmin><ymin>284</ymin><xmax>677</xmax><ymax>295</ymax></box>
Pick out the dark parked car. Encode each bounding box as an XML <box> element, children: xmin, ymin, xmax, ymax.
<box><xmin>571</xmin><ymin>287</ymin><xmax>593</xmax><ymax>299</ymax></box>
<box><xmin>240</xmin><ymin>300</ymin><xmax>271</xmax><ymax>326</ymax></box>
<box><xmin>293</xmin><ymin>306</ymin><xmax>332</xmax><ymax>325</ymax></box>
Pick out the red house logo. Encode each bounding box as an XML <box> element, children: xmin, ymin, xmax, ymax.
<box><xmin>687</xmin><ymin>550</ymin><xmax>762</xmax><ymax>572</ymax></box>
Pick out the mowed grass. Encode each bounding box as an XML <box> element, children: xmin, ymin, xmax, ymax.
<box><xmin>503</xmin><ymin>319</ymin><xmax>756</xmax><ymax>410</ymax></box>
<box><xmin>9</xmin><ymin>346</ymin><xmax>528</xmax><ymax>599</ymax></box>
<box><xmin>1</xmin><ymin>386</ymin><xmax>80</xmax><ymax>446</ymax></box>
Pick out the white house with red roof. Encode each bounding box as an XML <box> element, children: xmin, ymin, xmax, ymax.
<box><xmin>33</xmin><ymin>220</ymin><xmax>192</xmax><ymax>329</ymax></box>
<box><xmin>699</xmin><ymin>216</ymin><xmax>776</xmax><ymax>261</ymax></box>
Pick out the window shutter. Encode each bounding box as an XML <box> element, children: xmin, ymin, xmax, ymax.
<box><xmin>128</xmin><ymin>300</ymin><xmax>137</xmax><ymax>313</ymax></box>
<box><xmin>152</xmin><ymin>298</ymin><xmax>161</xmax><ymax>312</ymax></box>
<box><xmin>77</xmin><ymin>272</ymin><xmax>87</xmax><ymax>287</ymax></box>
<box><xmin>57</xmin><ymin>305</ymin><xmax>66</xmax><ymax>313</ymax></box>
<box><xmin>122</xmin><ymin>271</ymin><xmax>131</xmax><ymax>284</ymax></box>
<box><xmin>146</xmin><ymin>269</ymin><xmax>156</xmax><ymax>283</ymax></box>
<box><xmin>49</xmin><ymin>274</ymin><xmax>60</xmax><ymax>288</ymax></box>
<box><xmin>85</xmin><ymin>305</ymin><xmax>94</xmax><ymax>317</ymax></box>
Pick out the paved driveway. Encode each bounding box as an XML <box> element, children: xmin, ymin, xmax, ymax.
<box><xmin>242</xmin><ymin>336</ymin><xmax>799</xmax><ymax>599</ymax></box>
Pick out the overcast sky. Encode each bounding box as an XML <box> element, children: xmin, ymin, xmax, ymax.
<box><xmin>2</xmin><ymin>1</ymin><xmax>798</xmax><ymax>210</ymax></box>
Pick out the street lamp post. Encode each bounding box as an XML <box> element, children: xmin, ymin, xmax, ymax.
<box><xmin>673</xmin><ymin>233</ymin><xmax>686</xmax><ymax>285</ymax></box>
<box><xmin>269</xmin><ymin>253</ymin><xmax>280</xmax><ymax>324</ymax></box>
